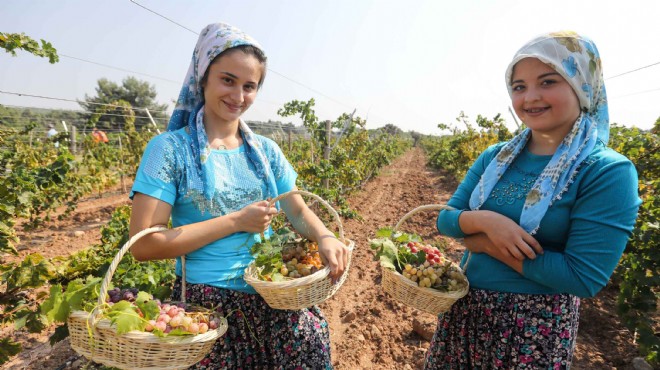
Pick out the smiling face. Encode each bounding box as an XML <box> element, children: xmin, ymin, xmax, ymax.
<box><xmin>201</xmin><ymin>49</ymin><xmax>264</xmax><ymax>126</ymax></box>
<box><xmin>511</xmin><ymin>57</ymin><xmax>581</xmax><ymax>142</ymax></box>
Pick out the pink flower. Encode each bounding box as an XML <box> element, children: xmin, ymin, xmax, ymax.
<box><xmin>519</xmin><ymin>355</ymin><xmax>533</xmax><ymax>364</ymax></box>
<box><xmin>560</xmin><ymin>330</ymin><xmax>571</xmax><ymax>339</ymax></box>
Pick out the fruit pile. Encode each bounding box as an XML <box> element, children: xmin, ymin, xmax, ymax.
<box><xmin>102</xmin><ymin>288</ymin><xmax>221</xmax><ymax>336</ymax></box>
<box><xmin>250</xmin><ymin>227</ymin><xmax>326</xmax><ymax>281</ymax></box>
<box><xmin>279</xmin><ymin>242</ymin><xmax>324</xmax><ymax>278</ymax></box>
<box><xmin>400</xmin><ymin>242</ymin><xmax>466</xmax><ymax>290</ymax></box>
<box><xmin>370</xmin><ymin>229</ymin><xmax>467</xmax><ymax>292</ymax></box>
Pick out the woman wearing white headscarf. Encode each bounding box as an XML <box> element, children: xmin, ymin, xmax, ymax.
<box><xmin>129</xmin><ymin>23</ymin><xmax>347</xmax><ymax>369</ymax></box>
<box><xmin>426</xmin><ymin>31</ymin><xmax>640</xmax><ymax>369</ymax></box>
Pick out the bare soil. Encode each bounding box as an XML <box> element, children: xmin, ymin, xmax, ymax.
<box><xmin>1</xmin><ymin>148</ymin><xmax>641</xmax><ymax>370</ymax></box>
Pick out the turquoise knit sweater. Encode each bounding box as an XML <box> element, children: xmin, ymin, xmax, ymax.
<box><xmin>437</xmin><ymin>141</ymin><xmax>641</xmax><ymax>297</ymax></box>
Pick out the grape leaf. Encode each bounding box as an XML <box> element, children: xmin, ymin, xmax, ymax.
<box><xmin>107</xmin><ymin>301</ymin><xmax>144</xmax><ymax>334</ymax></box>
<box><xmin>135</xmin><ymin>291</ymin><xmax>159</xmax><ymax>320</ymax></box>
<box><xmin>167</xmin><ymin>328</ymin><xmax>194</xmax><ymax>336</ymax></box>
<box><xmin>40</xmin><ymin>284</ymin><xmax>64</xmax><ymax>323</ymax></box>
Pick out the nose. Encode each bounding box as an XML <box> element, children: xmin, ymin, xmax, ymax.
<box><xmin>523</xmin><ymin>86</ymin><xmax>541</xmax><ymax>103</ymax></box>
<box><xmin>229</xmin><ymin>86</ymin><xmax>244</xmax><ymax>103</ymax></box>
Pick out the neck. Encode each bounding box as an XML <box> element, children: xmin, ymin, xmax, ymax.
<box><xmin>527</xmin><ymin>133</ymin><xmax>562</xmax><ymax>155</ymax></box>
<box><xmin>203</xmin><ymin>114</ymin><xmax>242</xmax><ymax>149</ymax></box>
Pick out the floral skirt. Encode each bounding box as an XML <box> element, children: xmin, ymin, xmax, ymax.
<box><xmin>172</xmin><ymin>277</ymin><xmax>332</xmax><ymax>370</ymax></box>
<box><xmin>424</xmin><ymin>288</ymin><xmax>580</xmax><ymax>370</ymax></box>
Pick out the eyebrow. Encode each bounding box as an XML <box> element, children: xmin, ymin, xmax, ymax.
<box><xmin>220</xmin><ymin>71</ymin><xmax>257</xmax><ymax>85</ymax></box>
<box><xmin>220</xmin><ymin>71</ymin><xmax>239</xmax><ymax>79</ymax></box>
<box><xmin>511</xmin><ymin>72</ymin><xmax>561</xmax><ymax>85</ymax></box>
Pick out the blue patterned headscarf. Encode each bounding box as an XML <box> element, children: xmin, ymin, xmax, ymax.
<box><xmin>469</xmin><ymin>31</ymin><xmax>609</xmax><ymax>234</ymax></box>
<box><xmin>168</xmin><ymin>23</ymin><xmax>278</xmax><ymax>201</ymax></box>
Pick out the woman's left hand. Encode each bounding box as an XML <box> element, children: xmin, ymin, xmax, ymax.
<box><xmin>317</xmin><ymin>235</ymin><xmax>350</xmax><ymax>283</ymax></box>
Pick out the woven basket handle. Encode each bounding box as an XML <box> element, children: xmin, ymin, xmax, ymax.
<box><xmin>93</xmin><ymin>226</ymin><xmax>172</xmax><ymax>320</ymax></box>
<box><xmin>265</xmin><ymin>189</ymin><xmax>347</xmax><ymax>245</ymax></box>
<box><xmin>392</xmin><ymin>204</ymin><xmax>472</xmax><ymax>271</ymax></box>
<box><xmin>393</xmin><ymin>204</ymin><xmax>455</xmax><ymax>231</ymax></box>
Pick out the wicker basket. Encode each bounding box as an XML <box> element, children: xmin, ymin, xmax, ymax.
<box><xmin>380</xmin><ymin>204</ymin><xmax>470</xmax><ymax>316</ymax></box>
<box><xmin>244</xmin><ymin>190</ymin><xmax>355</xmax><ymax>310</ymax></box>
<box><xmin>68</xmin><ymin>227</ymin><xmax>228</xmax><ymax>370</ymax></box>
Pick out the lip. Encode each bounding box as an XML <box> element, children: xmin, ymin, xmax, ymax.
<box><xmin>524</xmin><ymin>106</ymin><xmax>549</xmax><ymax>117</ymax></box>
<box><xmin>223</xmin><ymin>101</ymin><xmax>243</xmax><ymax>112</ymax></box>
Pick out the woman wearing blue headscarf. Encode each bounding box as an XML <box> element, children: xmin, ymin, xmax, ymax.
<box><xmin>128</xmin><ymin>23</ymin><xmax>347</xmax><ymax>369</ymax></box>
<box><xmin>426</xmin><ymin>31</ymin><xmax>640</xmax><ymax>369</ymax></box>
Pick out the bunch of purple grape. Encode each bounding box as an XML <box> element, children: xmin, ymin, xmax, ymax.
<box><xmin>106</xmin><ymin>287</ymin><xmax>139</xmax><ymax>303</ymax></box>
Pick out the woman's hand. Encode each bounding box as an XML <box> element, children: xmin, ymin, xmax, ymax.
<box><xmin>317</xmin><ymin>235</ymin><xmax>350</xmax><ymax>283</ymax></box>
<box><xmin>460</xmin><ymin>210</ymin><xmax>542</xmax><ymax>260</ymax></box>
<box><xmin>235</xmin><ymin>200</ymin><xmax>278</xmax><ymax>233</ymax></box>
<box><xmin>479</xmin><ymin>212</ymin><xmax>542</xmax><ymax>260</ymax></box>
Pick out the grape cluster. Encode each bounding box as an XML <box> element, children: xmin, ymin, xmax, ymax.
<box><xmin>145</xmin><ymin>303</ymin><xmax>221</xmax><ymax>335</ymax></box>
<box><xmin>278</xmin><ymin>242</ymin><xmax>324</xmax><ymax>278</ymax></box>
<box><xmin>107</xmin><ymin>287</ymin><xmax>139</xmax><ymax>303</ymax></box>
<box><xmin>401</xmin><ymin>242</ymin><xmax>467</xmax><ymax>291</ymax></box>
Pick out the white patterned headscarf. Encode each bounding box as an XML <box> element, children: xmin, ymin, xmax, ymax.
<box><xmin>469</xmin><ymin>31</ymin><xmax>609</xmax><ymax>234</ymax></box>
<box><xmin>167</xmin><ymin>23</ymin><xmax>278</xmax><ymax>201</ymax></box>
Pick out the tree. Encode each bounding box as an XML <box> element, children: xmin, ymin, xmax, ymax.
<box><xmin>0</xmin><ymin>32</ymin><xmax>58</xmax><ymax>63</ymax></box>
<box><xmin>380</xmin><ymin>123</ymin><xmax>403</xmax><ymax>136</ymax></box>
<box><xmin>81</xmin><ymin>77</ymin><xmax>169</xmax><ymax>130</ymax></box>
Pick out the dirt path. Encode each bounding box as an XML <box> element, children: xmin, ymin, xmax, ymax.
<box><xmin>2</xmin><ymin>148</ymin><xmax>640</xmax><ymax>369</ymax></box>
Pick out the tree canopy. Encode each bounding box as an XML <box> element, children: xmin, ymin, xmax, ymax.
<box><xmin>81</xmin><ymin>77</ymin><xmax>169</xmax><ymax>130</ymax></box>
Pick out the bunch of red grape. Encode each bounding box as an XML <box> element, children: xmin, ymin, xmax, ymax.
<box><xmin>145</xmin><ymin>303</ymin><xmax>221</xmax><ymax>335</ymax></box>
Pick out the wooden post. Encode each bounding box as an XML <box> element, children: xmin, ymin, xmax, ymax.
<box><xmin>288</xmin><ymin>126</ymin><xmax>292</xmax><ymax>152</ymax></box>
<box><xmin>118</xmin><ymin>135</ymin><xmax>127</xmax><ymax>193</ymax></box>
<box><xmin>323</xmin><ymin>120</ymin><xmax>331</xmax><ymax>189</ymax></box>
<box><xmin>70</xmin><ymin>125</ymin><xmax>77</xmax><ymax>153</ymax></box>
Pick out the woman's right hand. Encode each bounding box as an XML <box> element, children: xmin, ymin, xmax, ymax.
<box><xmin>234</xmin><ymin>200</ymin><xmax>279</xmax><ymax>233</ymax></box>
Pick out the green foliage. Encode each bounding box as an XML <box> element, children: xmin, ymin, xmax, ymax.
<box><xmin>0</xmin><ymin>124</ymin><xmax>91</xmax><ymax>252</ymax></box>
<box><xmin>0</xmin><ymin>32</ymin><xmax>58</xmax><ymax>63</ymax></box>
<box><xmin>278</xmin><ymin>99</ymin><xmax>410</xmax><ymax>218</ymax></box>
<box><xmin>609</xmin><ymin>123</ymin><xmax>659</xmax><ymax>365</ymax></box>
<box><xmin>81</xmin><ymin>100</ymin><xmax>156</xmax><ymax>193</ymax></box>
<box><xmin>0</xmin><ymin>337</ymin><xmax>21</xmax><ymax>364</ymax></box>
<box><xmin>422</xmin><ymin>111</ymin><xmax>514</xmax><ymax>180</ymax></box>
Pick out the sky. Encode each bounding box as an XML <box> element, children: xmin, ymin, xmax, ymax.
<box><xmin>1</xmin><ymin>0</ymin><xmax>659</xmax><ymax>135</ymax></box>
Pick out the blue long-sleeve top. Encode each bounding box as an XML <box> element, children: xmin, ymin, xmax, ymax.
<box><xmin>437</xmin><ymin>141</ymin><xmax>641</xmax><ymax>298</ymax></box>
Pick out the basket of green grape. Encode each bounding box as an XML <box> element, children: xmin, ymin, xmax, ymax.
<box><xmin>370</xmin><ymin>205</ymin><xmax>469</xmax><ymax>315</ymax></box>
